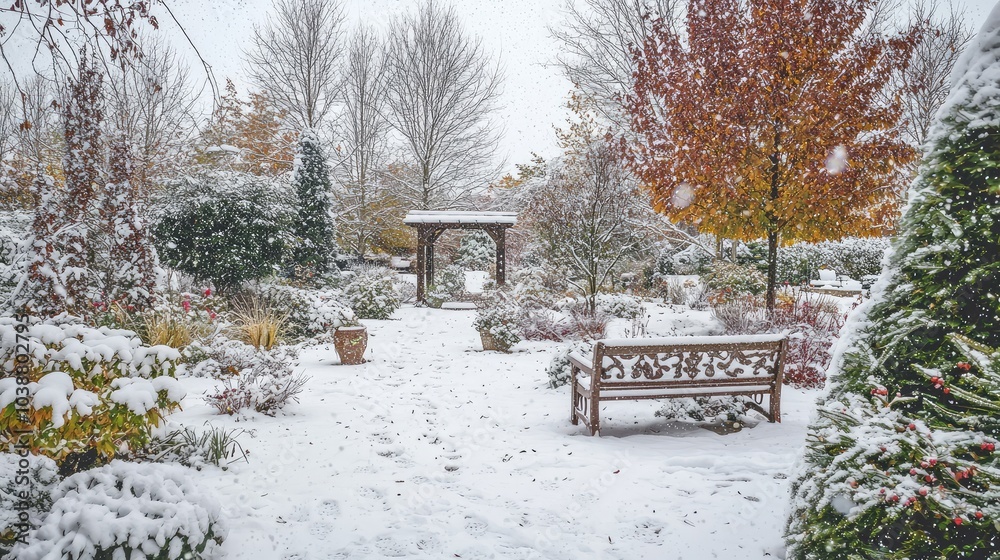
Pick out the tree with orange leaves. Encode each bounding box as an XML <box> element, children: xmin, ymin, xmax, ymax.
<box><xmin>201</xmin><ymin>80</ymin><xmax>296</xmax><ymax>176</ymax></box>
<box><xmin>625</xmin><ymin>0</ymin><xmax>919</xmax><ymax>310</ymax></box>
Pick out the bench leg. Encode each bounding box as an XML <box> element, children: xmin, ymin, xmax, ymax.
<box><xmin>770</xmin><ymin>392</ymin><xmax>781</xmax><ymax>423</ymax></box>
<box><xmin>589</xmin><ymin>399</ymin><xmax>600</xmax><ymax>436</ymax></box>
<box><xmin>570</xmin><ymin>366</ymin><xmax>579</xmax><ymax>425</ymax></box>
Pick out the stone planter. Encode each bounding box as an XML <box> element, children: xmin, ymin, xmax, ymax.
<box><xmin>334</xmin><ymin>326</ymin><xmax>368</xmax><ymax>365</ymax></box>
<box><xmin>479</xmin><ymin>331</ymin><xmax>511</xmax><ymax>353</ymax></box>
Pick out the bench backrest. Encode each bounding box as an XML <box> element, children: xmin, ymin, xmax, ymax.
<box><xmin>590</xmin><ymin>335</ymin><xmax>787</xmax><ymax>390</ymax></box>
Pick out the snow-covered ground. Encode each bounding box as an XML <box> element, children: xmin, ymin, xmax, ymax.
<box><xmin>173</xmin><ymin>303</ymin><xmax>817</xmax><ymax>559</ymax></box>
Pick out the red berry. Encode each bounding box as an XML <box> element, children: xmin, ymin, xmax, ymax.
<box><xmin>908</xmin><ymin>423</ymin><xmax>916</xmax><ymax>431</ymax></box>
<box><xmin>954</xmin><ymin>517</ymin><xmax>963</xmax><ymax>526</ymax></box>
<box><xmin>943</xmin><ymin>387</ymin><xmax>951</xmax><ymax>394</ymax></box>
<box><xmin>975</xmin><ymin>512</ymin><xmax>984</xmax><ymax>519</ymax></box>
<box><xmin>956</xmin><ymin>362</ymin><xmax>972</xmax><ymax>372</ymax></box>
<box><xmin>910</xmin><ymin>468</ymin><xmax>918</xmax><ymax>475</ymax></box>
<box><xmin>929</xmin><ymin>458</ymin><xmax>938</xmax><ymax>466</ymax></box>
<box><xmin>919</xmin><ymin>487</ymin><xmax>928</xmax><ymax>496</ymax></box>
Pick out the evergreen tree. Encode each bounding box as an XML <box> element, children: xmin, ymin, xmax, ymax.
<box><xmin>786</xmin><ymin>8</ymin><xmax>1000</xmax><ymax>559</ymax></box>
<box><xmin>291</xmin><ymin>129</ymin><xmax>335</xmax><ymax>274</ymax></box>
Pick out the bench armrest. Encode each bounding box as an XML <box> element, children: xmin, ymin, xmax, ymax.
<box><xmin>568</xmin><ymin>352</ymin><xmax>593</xmax><ymax>375</ymax></box>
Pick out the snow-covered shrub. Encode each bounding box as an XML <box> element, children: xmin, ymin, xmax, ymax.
<box><xmin>257</xmin><ymin>284</ymin><xmax>353</xmax><ymax>341</ymax></box>
<box><xmin>204</xmin><ymin>347</ymin><xmax>307</xmax><ymax>416</ymax></box>
<box><xmin>704</xmin><ymin>261</ymin><xmax>767</xmax><ymax>298</ymax></box>
<box><xmin>671</xmin><ymin>243</ymin><xmax>713</xmax><ymax>275</ymax></box>
<box><xmin>655</xmin><ymin>396</ymin><xmax>752</xmax><ymax>423</ymax></box>
<box><xmin>153</xmin><ymin>172</ymin><xmax>295</xmax><ymax>290</ymax></box>
<box><xmin>455</xmin><ymin>230</ymin><xmax>495</xmax><ymax>271</ymax></box>
<box><xmin>13</xmin><ymin>461</ymin><xmax>225</xmax><ymax>560</ymax></box>
<box><xmin>394</xmin><ymin>280</ymin><xmax>417</xmax><ymax>304</ymax></box>
<box><xmin>424</xmin><ymin>287</ymin><xmax>449</xmax><ymax>309</ymax></box>
<box><xmin>0</xmin><ymin>319</ymin><xmax>184</xmax><ymax>464</ymax></box>
<box><xmin>710</xmin><ymin>294</ymin><xmax>768</xmax><ymax>335</ymax></box>
<box><xmin>437</xmin><ymin>264</ymin><xmax>466</xmax><ymax>298</ymax></box>
<box><xmin>343</xmin><ymin>266</ymin><xmax>400</xmax><ymax>319</ymax></box>
<box><xmin>182</xmin><ymin>336</ymin><xmax>257</xmax><ymax>378</ymax></box>
<box><xmin>0</xmin><ymin>453</ymin><xmax>59</xmax><ymax>556</ymax></box>
<box><xmin>555</xmin><ymin>293</ymin><xmax>646</xmax><ymax>320</ymax></box>
<box><xmin>660</xmin><ymin>278</ymin><xmax>709</xmax><ymax>309</ymax></box>
<box><xmin>566</xmin><ymin>308</ymin><xmax>610</xmax><ymax>340</ymax></box>
<box><xmin>770</xmin><ymin>292</ymin><xmax>850</xmax><ymax>389</ymax></box>
<box><xmin>0</xmin><ymin>210</ymin><xmax>30</xmax><ymax>312</ymax></box>
<box><xmin>510</xmin><ymin>264</ymin><xmax>564</xmax><ymax>308</ymax></box>
<box><xmin>823</xmin><ymin>236</ymin><xmax>889</xmax><ymax>280</ymax></box>
<box><xmin>519</xmin><ymin>307</ymin><xmax>575</xmax><ymax>341</ymax></box>
<box><xmin>546</xmin><ymin>341</ymin><xmax>594</xmax><ymax>388</ymax></box>
<box><xmin>473</xmin><ymin>292</ymin><xmax>522</xmax><ymax>352</ymax></box>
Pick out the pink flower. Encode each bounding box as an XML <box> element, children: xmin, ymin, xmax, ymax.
<box><xmin>182</xmin><ymin>299</ymin><xmax>191</xmax><ymax>312</ymax></box>
<box><xmin>204</xmin><ymin>288</ymin><xmax>212</xmax><ymax>298</ymax></box>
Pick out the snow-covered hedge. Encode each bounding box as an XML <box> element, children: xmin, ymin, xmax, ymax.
<box><xmin>12</xmin><ymin>461</ymin><xmax>225</xmax><ymax>560</ymax></box>
<box><xmin>704</xmin><ymin>261</ymin><xmax>767</xmax><ymax>297</ymax></box>
<box><xmin>343</xmin><ymin>266</ymin><xmax>400</xmax><ymax>320</ymax></box>
<box><xmin>0</xmin><ymin>319</ymin><xmax>184</xmax><ymax>462</ymax></box>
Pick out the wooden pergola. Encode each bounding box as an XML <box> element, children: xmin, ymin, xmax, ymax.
<box><xmin>403</xmin><ymin>211</ymin><xmax>517</xmax><ymax>303</ymax></box>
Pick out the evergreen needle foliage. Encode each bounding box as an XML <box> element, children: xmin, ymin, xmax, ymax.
<box><xmin>786</xmin><ymin>11</ymin><xmax>1000</xmax><ymax>558</ymax></box>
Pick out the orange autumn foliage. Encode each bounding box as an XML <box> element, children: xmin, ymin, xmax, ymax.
<box><xmin>625</xmin><ymin>0</ymin><xmax>919</xmax><ymax>307</ymax></box>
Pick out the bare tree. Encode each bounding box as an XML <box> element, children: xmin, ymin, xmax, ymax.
<box><xmin>103</xmin><ymin>36</ymin><xmax>199</xmax><ymax>191</ymax></box>
<box><xmin>385</xmin><ymin>0</ymin><xmax>504</xmax><ymax>211</ymax></box>
<box><xmin>897</xmin><ymin>0</ymin><xmax>973</xmax><ymax>151</ymax></box>
<box><xmin>333</xmin><ymin>26</ymin><xmax>396</xmax><ymax>258</ymax></box>
<box><xmin>245</xmin><ymin>0</ymin><xmax>345</xmax><ymax>130</ymax></box>
<box><xmin>550</xmin><ymin>0</ymin><xmax>682</xmax><ymax>126</ymax></box>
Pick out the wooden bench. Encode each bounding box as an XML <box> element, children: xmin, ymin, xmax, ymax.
<box><xmin>569</xmin><ymin>334</ymin><xmax>787</xmax><ymax>435</ymax></box>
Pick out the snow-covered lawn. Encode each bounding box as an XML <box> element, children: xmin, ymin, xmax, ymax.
<box><xmin>175</xmin><ymin>305</ymin><xmax>817</xmax><ymax>559</ymax></box>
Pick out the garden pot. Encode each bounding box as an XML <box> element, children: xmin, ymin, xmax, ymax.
<box><xmin>334</xmin><ymin>326</ymin><xmax>368</xmax><ymax>364</ymax></box>
<box><xmin>479</xmin><ymin>331</ymin><xmax>510</xmax><ymax>353</ymax></box>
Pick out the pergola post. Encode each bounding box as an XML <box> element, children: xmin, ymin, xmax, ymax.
<box><xmin>415</xmin><ymin>227</ymin><xmax>427</xmax><ymax>303</ymax></box>
<box><xmin>495</xmin><ymin>227</ymin><xmax>506</xmax><ymax>286</ymax></box>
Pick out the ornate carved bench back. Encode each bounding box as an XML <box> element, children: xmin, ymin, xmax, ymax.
<box><xmin>592</xmin><ymin>339</ymin><xmax>785</xmax><ymax>387</ymax></box>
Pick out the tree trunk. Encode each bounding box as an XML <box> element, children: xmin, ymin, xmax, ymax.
<box><xmin>766</xmin><ymin>230</ymin><xmax>778</xmax><ymax>313</ymax></box>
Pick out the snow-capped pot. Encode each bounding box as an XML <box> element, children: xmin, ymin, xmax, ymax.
<box><xmin>334</xmin><ymin>325</ymin><xmax>368</xmax><ymax>365</ymax></box>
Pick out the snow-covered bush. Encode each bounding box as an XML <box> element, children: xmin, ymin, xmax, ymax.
<box><xmin>671</xmin><ymin>243</ymin><xmax>713</xmax><ymax>275</ymax></box>
<box><xmin>555</xmin><ymin>293</ymin><xmax>646</xmax><ymax>320</ymax></box>
<box><xmin>0</xmin><ymin>453</ymin><xmax>59</xmax><ymax>556</ymax></box>
<box><xmin>709</xmin><ymin>294</ymin><xmax>768</xmax><ymax>335</ymax></box>
<box><xmin>0</xmin><ymin>319</ymin><xmax>184</xmax><ymax>464</ymax></box>
<box><xmin>257</xmin><ymin>284</ymin><xmax>353</xmax><ymax>341</ymax></box>
<box><xmin>343</xmin><ymin>266</ymin><xmax>400</xmax><ymax>320</ymax></box>
<box><xmin>655</xmin><ymin>396</ymin><xmax>753</xmax><ymax>423</ymax></box>
<box><xmin>424</xmin><ymin>288</ymin><xmax>450</xmax><ymax>309</ymax></box>
<box><xmin>204</xmin><ymin>347</ymin><xmax>307</xmax><ymax>416</ymax></box>
<box><xmin>546</xmin><ymin>341</ymin><xmax>594</xmax><ymax>388</ymax></box>
<box><xmin>770</xmin><ymin>292</ymin><xmax>850</xmax><ymax>389</ymax></box>
<box><xmin>660</xmin><ymin>278</ymin><xmax>709</xmax><ymax>309</ymax></box>
<box><xmin>394</xmin><ymin>279</ymin><xmax>417</xmax><ymax>304</ymax></box>
<box><xmin>455</xmin><ymin>230</ymin><xmax>495</xmax><ymax>271</ymax></box>
<box><xmin>182</xmin><ymin>335</ymin><xmax>257</xmax><ymax>379</ymax></box>
<box><xmin>518</xmin><ymin>307</ymin><xmax>575</xmax><ymax>341</ymax></box>
<box><xmin>473</xmin><ymin>292</ymin><xmax>522</xmax><ymax>352</ymax></box>
<box><xmin>153</xmin><ymin>172</ymin><xmax>295</xmax><ymax>290</ymax></box>
<box><xmin>740</xmin><ymin>237</ymin><xmax>890</xmax><ymax>284</ymax></box>
<box><xmin>704</xmin><ymin>261</ymin><xmax>767</xmax><ymax>298</ymax></box>
<box><xmin>13</xmin><ymin>461</ymin><xmax>225</xmax><ymax>560</ymax></box>
<box><xmin>437</xmin><ymin>264</ymin><xmax>466</xmax><ymax>298</ymax></box>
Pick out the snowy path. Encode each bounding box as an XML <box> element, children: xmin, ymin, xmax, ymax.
<box><xmin>176</xmin><ymin>306</ymin><xmax>817</xmax><ymax>559</ymax></box>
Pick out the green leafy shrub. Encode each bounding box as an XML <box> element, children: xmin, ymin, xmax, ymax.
<box><xmin>153</xmin><ymin>172</ymin><xmax>295</xmax><ymax>290</ymax></box>
<box><xmin>437</xmin><ymin>264</ymin><xmax>467</xmax><ymax>299</ymax></box>
<box><xmin>0</xmin><ymin>319</ymin><xmax>184</xmax><ymax>465</ymax></box>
